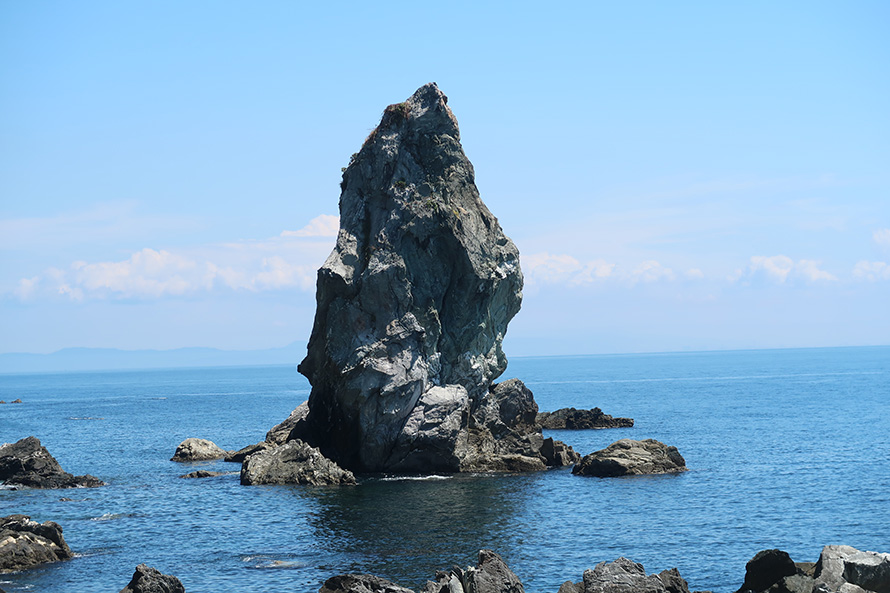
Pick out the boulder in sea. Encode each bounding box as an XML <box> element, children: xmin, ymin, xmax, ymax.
<box><xmin>170</xmin><ymin>438</ymin><xmax>230</xmax><ymax>462</ymax></box>
<box><xmin>537</xmin><ymin>407</ymin><xmax>634</xmax><ymax>430</ymax></box>
<box><xmin>573</xmin><ymin>439</ymin><xmax>687</xmax><ymax>477</ymax></box>
<box><xmin>0</xmin><ymin>514</ymin><xmax>72</xmax><ymax>573</ymax></box>
<box><xmin>0</xmin><ymin>436</ymin><xmax>105</xmax><ymax>488</ymax></box>
<box><xmin>556</xmin><ymin>557</ymin><xmax>690</xmax><ymax>593</ymax></box>
<box><xmin>224</xmin><ymin>442</ymin><xmax>272</xmax><ymax>463</ymax></box>
<box><xmin>240</xmin><ymin>440</ymin><xmax>356</xmax><ymax>486</ymax></box>
<box><xmin>294</xmin><ymin>83</ymin><xmax>547</xmax><ymax>473</ymax></box>
<box><xmin>119</xmin><ymin>564</ymin><xmax>185</xmax><ymax>593</ymax></box>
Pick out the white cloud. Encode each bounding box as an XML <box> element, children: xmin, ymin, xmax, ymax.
<box><xmin>685</xmin><ymin>268</ymin><xmax>705</xmax><ymax>280</ymax></box>
<box><xmin>630</xmin><ymin>260</ymin><xmax>675</xmax><ymax>284</ymax></box>
<box><xmin>11</xmin><ymin>215</ymin><xmax>338</xmax><ymax>302</ymax></box>
<box><xmin>523</xmin><ymin>252</ymin><xmax>614</xmax><ymax>286</ymax></box>
<box><xmin>852</xmin><ymin>261</ymin><xmax>890</xmax><ymax>282</ymax></box>
<box><xmin>874</xmin><ymin>229</ymin><xmax>890</xmax><ymax>249</ymax></box>
<box><xmin>739</xmin><ymin>255</ymin><xmax>836</xmax><ymax>284</ymax></box>
<box><xmin>281</xmin><ymin>214</ymin><xmax>340</xmax><ymax>238</ymax></box>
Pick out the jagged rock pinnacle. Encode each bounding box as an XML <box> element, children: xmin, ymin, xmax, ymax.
<box><xmin>297</xmin><ymin>83</ymin><xmax>536</xmax><ymax>473</ymax></box>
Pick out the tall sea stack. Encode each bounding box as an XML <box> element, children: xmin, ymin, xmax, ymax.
<box><xmin>298</xmin><ymin>83</ymin><xmax>551</xmax><ymax>473</ymax></box>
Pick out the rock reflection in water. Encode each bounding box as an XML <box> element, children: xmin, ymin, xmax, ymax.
<box><xmin>291</xmin><ymin>473</ymin><xmax>536</xmax><ymax>589</ymax></box>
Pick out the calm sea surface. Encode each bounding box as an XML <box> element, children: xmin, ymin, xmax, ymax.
<box><xmin>1</xmin><ymin>347</ymin><xmax>888</xmax><ymax>593</ymax></box>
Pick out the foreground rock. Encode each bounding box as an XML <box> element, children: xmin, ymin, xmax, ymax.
<box><xmin>537</xmin><ymin>407</ymin><xmax>634</xmax><ymax>430</ymax></box>
<box><xmin>0</xmin><ymin>436</ymin><xmax>104</xmax><ymax>488</ymax></box>
<box><xmin>170</xmin><ymin>438</ymin><xmax>229</xmax><ymax>462</ymax></box>
<box><xmin>558</xmin><ymin>557</ymin><xmax>690</xmax><ymax>593</ymax></box>
<box><xmin>736</xmin><ymin>545</ymin><xmax>890</xmax><ymax>593</ymax></box>
<box><xmin>240</xmin><ymin>440</ymin><xmax>356</xmax><ymax>486</ymax></box>
<box><xmin>0</xmin><ymin>515</ymin><xmax>72</xmax><ymax>573</ymax></box>
<box><xmin>320</xmin><ymin>549</ymin><xmax>524</xmax><ymax>593</ymax></box>
<box><xmin>119</xmin><ymin>564</ymin><xmax>185</xmax><ymax>593</ymax></box>
<box><xmin>294</xmin><ymin>83</ymin><xmax>546</xmax><ymax>474</ymax></box>
<box><xmin>573</xmin><ymin>439</ymin><xmax>687</xmax><ymax>477</ymax></box>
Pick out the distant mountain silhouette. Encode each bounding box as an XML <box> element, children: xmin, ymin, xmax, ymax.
<box><xmin>0</xmin><ymin>342</ymin><xmax>307</xmax><ymax>373</ymax></box>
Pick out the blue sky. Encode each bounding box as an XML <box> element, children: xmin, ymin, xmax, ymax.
<box><xmin>1</xmin><ymin>1</ymin><xmax>888</xmax><ymax>356</ymax></box>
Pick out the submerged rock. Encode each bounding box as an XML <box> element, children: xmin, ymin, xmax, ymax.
<box><xmin>170</xmin><ymin>438</ymin><xmax>229</xmax><ymax>462</ymax></box>
<box><xmin>240</xmin><ymin>440</ymin><xmax>356</xmax><ymax>486</ymax></box>
<box><xmin>0</xmin><ymin>436</ymin><xmax>105</xmax><ymax>488</ymax></box>
<box><xmin>294</xmin><ymin>83</ymin><xmax>543</xmax><ymax>473</ymax></box>
<box><xmin>178</xmin><ymin>470</ymin><xmax>228</xmax><ymax>479</ymax></box>
<box><xmin>573</xmin><ymin>439</ymin><xmax>687</xmax><ymax>477</ymax></box>
<box><xmin>0</xmin><ymin>514</ymin><xmax>72</xmax><ymax>573</ymax></box>
<box><xmin>119</xmin><ymin>564</ymin><xmax>185</xmax><ymax>593</ymax></box>
<box><xmin>537</xmin><ymin>407</ymin><xmax>634</xmax><ymax>430</ymax></box>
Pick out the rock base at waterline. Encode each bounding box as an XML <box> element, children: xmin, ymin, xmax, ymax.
<box><xmin>119</xmin><ymin>564</ymin><xmax>185</xmax><ymax>593</ymax></box>
<box><xmin>240</xmin><ymin>440</ymin><xmax>356</xmax><ymax>486</ymax></box>
<box><xmin>170</xmin><ymin>438</ymin><xmax>230</xmax><ymax>462</ymax></box>
<box><xmin>537</xmin><ymin>407</ymin><xmax>634</xmax><ymax>430</ymax></box>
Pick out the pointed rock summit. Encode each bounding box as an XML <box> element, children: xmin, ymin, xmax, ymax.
<box><xmin>296</xmin><ymin>83</ymin><xmax>558</xmax><ymax>473</ymax></box>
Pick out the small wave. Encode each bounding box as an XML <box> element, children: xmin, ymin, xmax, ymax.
<box><xmin>150</xmin><ymin>397</ymin><xmax>167</xmax><ymax>400</ymax></box>
<box><xmin>90</xmin><ymin>513</ymin><xmax>136</xmax><ymax>522</ymax></box>
<box><xmin>241</xmin><ymin>555</ymin><xmax>307</xmax><ymax>570</ymax></box>
<box><xmin>68</xmin><ymin>416</ymin><xmax>105</xmax><ymax>420</ymax></box>
<box><xmin>378</xmin><ymin>474</ymin><xmax>451</xmax><ymax>482</ymax></box>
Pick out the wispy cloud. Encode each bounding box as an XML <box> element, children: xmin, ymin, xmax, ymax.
<box><xmin>523</xmin><ymin>252</ymin><xmax>614</xmax><ymax>286</ymax></box>
<box><xmin>852</xmin><ymin>261</ymin><xmax>890</xmax><ymax>282</ymax></box>
<box><xmin>874</xmin><ymin>229</ymin><xmax>890</xmax><ymax>250</ymax></box>
<box><xmin>733</xmin><ymin>255</ymin><xmax>837</xmax><ymax>285</ymax></box>
<box><xmin>12</xmin><ymin>215</ymin><xmax>339</xmax><ymax>301</ymax></box>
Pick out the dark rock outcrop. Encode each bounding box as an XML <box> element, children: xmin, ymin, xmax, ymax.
<box><xmin>240</xmin><ymin>440</ymin><xmax>356</xmax><ymax>486</ymax></box>
<box><xmin>224</xmin><ymin>442</ymin><xmax>272</xmax><ymax>463</ymax></box>
<box><xmin>319</xmin><ymin>574</ymin><xmax>414</xmax><ymax>593</ymax></box>
<box><xmin>119</xmin><ymin>564</ymin><xmax>185</xmax><ymax>593</ymax></box>
<box><xmin>293</xmin><ymin>83</ymin><xmax>545</xmax><ymax>474</ymax></box>
<box><xmin>736</xmin><ymin>549</ymin><xmax>798</xmax><ymax>593</ymax></box>
<box><xmin>0</xmin><ymin>436</ymin><xmax>104</xmax><ymax>488</ymax></box>
<box><xmin>541</xmin><ymin>437</ymin><xmax>581</xmax><ymax>467</ymax></box>
<box><xmin>0</xmin><ymin>514</ymin><xmax>72</xmax><ymax>573</ymax></box>
<box><xmin>573</xmin><ymin>439</ymin><xmax>687</xmax><ymax>477</ymax></box>
<box><xmin>537</xmin><ymin>407</ymin><xmax>634</xmax><ymax>430</ymax></box>
<box><xmin>170</xmin><ymin>438</ymin><xmax>230</xmax><ymax>462</ymax></box>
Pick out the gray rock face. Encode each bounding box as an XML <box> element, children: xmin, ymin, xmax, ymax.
<box><xmin>170</xmin><ymin>438</ymin><xmax>229</xmax><ymax>462</ymax></box>
<box><xmin>573</xmin><ymin>439</ymin><xmax>687</xmax><ymax>477</ymax></box>
<box><xmin>119</xmin><ymin>564</ymin><xmax>185</xmax><ymax>593</ymax></box>
<box><xmin>0</xmin><ymin>436</ymin><xmax>104</xmax><ymax>488</ymax></box>
<box><xmin>240</xmin><ymin>440</ymin><xmax>356</xmax><ymax>486</ymax></box>
<box><xmin>0</xmin><ymin>514</ymin><xmax>72</xmax><ymax>573</ymax></box>
<box><xmin>265</xmin><ymin>401</ymin><xmax>309</xmax><ymax>446</ymax></box>
<box><xmin>541</xmin><ymin>437</ymin><xmax>581</xmax><ymax>467</ymax></box>
<box><xmin>224</xmin><ymin>442</ymin><xmax>272</xmax><ymax>463</ymax></box>
<box><xmin>296</xmin><ymin>83</ymin><xmax>530</xmax><ymax>473</ymax></box>
<box><xmin>537</xmin><ymin>407</ymin><xmax>634</xmax><ymax>430</ymax></box>
<box><xmin>557</xmin><ymin>557</ymin><xmax>690</xmax><ymax>593</ymax></box>
<box><xmin>814</xmin><ymin>545</ymin><xmax>890</xmax><ymax>593</ymax></box>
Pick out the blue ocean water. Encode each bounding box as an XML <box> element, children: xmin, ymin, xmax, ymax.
<box><xmin>1</xmin><ymin>346</ymin><xmax>888</xmax><ymax>593</ymax></box>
